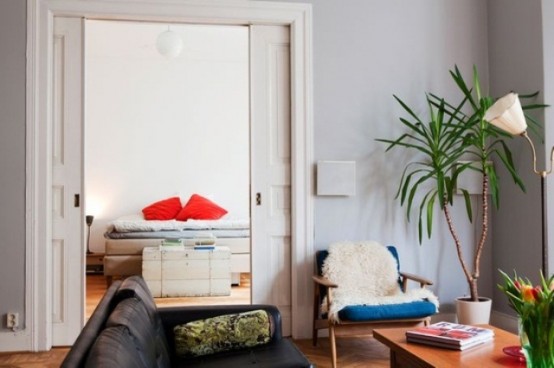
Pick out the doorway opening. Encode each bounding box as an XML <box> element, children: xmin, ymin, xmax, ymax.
<box><xmin>27</xmin><ymin>0</ymin><xmax>312</xmax><ymax>351</ymax></box>
<box><xmin>84</xmin><ymin>20</ymin><xmax>251</xmax><ymax>315</ymax></box>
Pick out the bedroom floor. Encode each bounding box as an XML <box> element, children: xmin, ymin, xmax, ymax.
<box><xmin>86</xmin><ymin>273</ymin><xmax>251</xmax><ymax>318</ymax></box>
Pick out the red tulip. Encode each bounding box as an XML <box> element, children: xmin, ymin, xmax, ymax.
<box><xmin>522</xmin><ymin>285</ymin><xmax>536</xmax><ymax>303</ymax></box>
<box><xmin>532</xmin><ymin>286</ymin><xmax>541</xmax><ymax>301</ymax></box>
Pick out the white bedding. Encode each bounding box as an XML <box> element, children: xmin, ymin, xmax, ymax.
<box><xmin>108</xmin><ymin>214</ymin><xmax>250</xmax><ymax>233</ymax></box>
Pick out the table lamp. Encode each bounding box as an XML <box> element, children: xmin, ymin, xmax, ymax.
<box><xmin>86</xmin><ymin>215</ymin><xmax>94</xmax><ymax>254</ymax></box>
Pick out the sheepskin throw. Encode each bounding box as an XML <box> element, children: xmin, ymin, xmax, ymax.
<box><xmin>322</xmin><ymin>241</ymin><xmax>439</xmax><ymax>322</ymax></box>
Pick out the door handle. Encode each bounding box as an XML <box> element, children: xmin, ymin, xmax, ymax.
<box><xmin>74</xmin><ymin>194</ymin><xmax>80</xmax><ymax>207</ymax></box>
<box><xmin>256</xmin><ymin>192</ymin><xmax>262</xmax><ymax>206</ymax></box>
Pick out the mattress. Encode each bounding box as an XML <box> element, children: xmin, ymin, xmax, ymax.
<box><xmin>105</xmin><ymin>229</ymin><xmax>250</xmax><ymax>239</ymax></box>
<box><xmin>105</xmin><ymin>215</ymin><xmax>250</xmax><ymax>239</ymax></box>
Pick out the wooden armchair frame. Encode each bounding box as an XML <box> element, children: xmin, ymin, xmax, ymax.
<box><xmin>312</xmin><ymin>250</ymin><xmax>434</xmax><ymax>368</ymax></box>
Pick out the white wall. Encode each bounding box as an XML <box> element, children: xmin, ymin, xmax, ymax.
<box><xmin>85</xmin><ymin>21</ymin><xmax>250</xmax><ymax>252</ymax></box>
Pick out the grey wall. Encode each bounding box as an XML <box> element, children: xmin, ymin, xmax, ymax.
<box><xmin>542</xmin><ymin>0</ymin><xmax>554</xmax><ymax>286</ymax></box>
<box><xmin>487</xmin><ymin>0</ymin><xmax>545</xmax><ymax>315</ymax></box>
<box><xmin>3</xmin><ymin>0</ymin><xmax>551</xmax><ymax>339</ymax></box>
<box><xmin>0</xmin><ymin>0</ymin><xmax>26</xmax><ymax>330</ymax></box>
<box><xmin>272</xmin><ymin>0</ymin><xmax>491</xmax><ymax>312</ymax></box>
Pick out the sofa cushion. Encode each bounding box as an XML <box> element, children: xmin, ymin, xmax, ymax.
<box><xmin>159</xmin><ymin>304</ymin><xmax>283</xmax><ymax>359</ymax></box>
<box><xmin>107</xmin><ymin>297</ymin><xmax>170</xmax><ymax>368</ymax></box>
<box><xmin>173</xmin><ymin>309</ymin><xmax>272</xmax><ymax>357</ymax></box>
<box><xmin>338</xmin><ymin>300</ymin><xmax>437</xmax><ymax>321</ymax></box>
<box><xmin>84</xmin><ymin>326</ymin><xmax>149</xmax><ymax>368</ymax></box>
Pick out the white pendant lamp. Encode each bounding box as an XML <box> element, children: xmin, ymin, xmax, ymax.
<box><xmin>156</xmin><ymin>28</ymin><xmax>183</xmax><ymax>58</ymax></box>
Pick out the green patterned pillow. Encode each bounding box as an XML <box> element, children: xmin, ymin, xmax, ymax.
<box><xmin>174</xmin><ymin>309</ymin><xmax>272</xmax><ymax>357</ymax></box>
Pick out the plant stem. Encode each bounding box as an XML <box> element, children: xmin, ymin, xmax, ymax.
<box><xmin>473</xmin><ymin>173</ymin><xmax>489</xmax><ymax>287</ymax></box>
<box><xmin>443</xmin><ymin>200</ymin><xmax>478</xmax><ymax>301</ymax></box>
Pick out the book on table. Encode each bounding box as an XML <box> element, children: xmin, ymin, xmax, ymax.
<box><xmin>161</xmin><ymin>239</ymin><xmax>183</xmax><ymax>246</ymax></box>
<box><xmin>193</xmin><ymin>245</ymin><xmax>215</xmax><ymax>250</ymax></box>
<box><xmin>406</xmin><ymin>322</ymin><xmax>494</xmax><ymax>350</ymax></box>
<box><xmin>184</xmin><ymin>233</ymin><xmax>216</xmax><ymax>247</ymax></box>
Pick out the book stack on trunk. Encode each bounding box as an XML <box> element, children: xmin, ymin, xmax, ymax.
<box><xmin>406</xmin><ymin>322</ymin><xmax>494</xmax><ymax>350</ymax></box>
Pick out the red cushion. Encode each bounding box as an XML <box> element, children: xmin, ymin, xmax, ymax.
<box><xmin>176</xmin><ymin>194</ymin><xmax>228</xmax><ymax>221</ymax></box>
<box><xmin>142</xmin><ymin>197</ymin><xmax>182</xmax><ymax>220</ymax></box>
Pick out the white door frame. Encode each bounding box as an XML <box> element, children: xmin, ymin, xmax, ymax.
<box><xmin>26</xmin><ymin>0</ymin><xmax>313</xmax><ymax>350</ymax></box>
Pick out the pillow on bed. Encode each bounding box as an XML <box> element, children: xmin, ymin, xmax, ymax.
<box><xmin>142</xmin><ymin>196</ymin><xmax>182</xmax><ymax>220</ymax></box>
<box><xmin>175</xmin><ymin>194</ymin><xmax>227</xmax><ymax>221</ymax></box>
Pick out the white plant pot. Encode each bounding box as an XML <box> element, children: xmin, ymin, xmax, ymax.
<box><xmin>456</xmin><ymin>297</ymin><xmax>492</xmax><ymax>325</ymax></box>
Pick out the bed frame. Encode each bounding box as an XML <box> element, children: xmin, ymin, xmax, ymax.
<box><xmin>103</xmin><ymin>237</ymin><xmax>250</xmax><ymax>287</ymax></box>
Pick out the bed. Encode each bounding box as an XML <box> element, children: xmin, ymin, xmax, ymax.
<box><xmin>103</xmin><ymin>215</ymin><xmax>251</xmax><ymax>286</ymax></box>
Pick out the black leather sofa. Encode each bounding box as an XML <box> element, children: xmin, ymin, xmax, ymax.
<box><xmin>61</xmin><ymin>276</ymin><xmax>313</xmax><ymax>367</ymax></box>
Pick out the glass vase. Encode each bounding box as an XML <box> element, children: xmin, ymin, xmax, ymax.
<box><xmin>519</xmin><ymin>319</ymin><xmax>554</xmax><ymax>368</ymax></box>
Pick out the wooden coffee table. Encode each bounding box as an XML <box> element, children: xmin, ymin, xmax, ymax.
<box><xmin>373</xmin><ymin>325</ymin><xmax>525</xmax><ymax>367</ymax></box>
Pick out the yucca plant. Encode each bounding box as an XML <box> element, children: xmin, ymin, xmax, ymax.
<box><xmin>378</xmin><ymin>66</ymin><xmax>545</xmax><ymax>302</ymax></box>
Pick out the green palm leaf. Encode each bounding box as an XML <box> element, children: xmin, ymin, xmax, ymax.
<box><xmin>377</xmin><ymin>64</ymin><xmax>547</xmax><ymax>257</ymax></box>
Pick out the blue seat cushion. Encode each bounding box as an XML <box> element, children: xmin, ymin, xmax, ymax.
<box><xmin>338</xmin><ymin>301</ymin><xmax>436</xmax><ymax>322</ymax></box>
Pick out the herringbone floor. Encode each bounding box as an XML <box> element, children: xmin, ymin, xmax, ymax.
<box><xmin>0</xmin><ymin>274</ymin><xmax>391</xmax><ymax>367</ymax></box>
<box><xmin>0</xmin><ymin>338</ymin><xmax>390</xmax><ymax>367</ymax></box>
<box><xmin>296</xmin><ymin>337</ymin><xmax>390</xmax><ymax>367</ymax></box>
<box><xmin>0</xmin><ymin>337</ymin><xmax>390</xmax><ymax>367</ymax></box>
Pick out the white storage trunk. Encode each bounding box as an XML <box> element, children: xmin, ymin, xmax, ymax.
<box><xmin>142</xmin><ymin>245</ymin><xmax>231</xmax><ymax>297</ymax></box>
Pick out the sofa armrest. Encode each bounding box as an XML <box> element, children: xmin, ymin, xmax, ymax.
<box><xmin>61</xmin><ymin>280</ymin><xmax>123</xmax><ymax>368</ymax></box>
<box><xmin>158</xmin><ymin>304</ymin><xmax>283</xmax><ymax>356</ymax></box>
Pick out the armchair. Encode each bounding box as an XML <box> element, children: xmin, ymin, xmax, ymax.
<box><xmin>312</xmin><ymin>241</ymin><xmax>438</xmax><ymax>368</ymax></box>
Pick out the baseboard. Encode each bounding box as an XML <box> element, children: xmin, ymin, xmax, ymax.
<box><xmin>0</xmin><ymin>330</ymin><xmax>32</xmax><ymax>352</ymax></box>
<box><xmin>430</xmin><ymin>312</ymin><xmax>456</xmax><ymax>323</ymax></box>
<box><xmin>490</xmin><ymin>310</ymin><xmax>518</xmax><ymax>334</ymax></box>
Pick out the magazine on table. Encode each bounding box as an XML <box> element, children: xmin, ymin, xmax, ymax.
<box><xmin>406</xmin><ymin>335</ymin><xmax>493</xmax><ymax>351</ymax></box>
<box><xmin>406</xmin><ymin>321</ymin><xmax>494</xmax><ymax>349</ymax></box>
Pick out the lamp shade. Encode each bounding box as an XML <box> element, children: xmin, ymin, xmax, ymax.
<box><xmin>484</xmin><ymin>92</ymin><xmax>527</xmax><ymax>135</ymax></box>
<box><xmin>156</xmin><ymin>29</ymin><xmax>183</xmax><ymax>58</ymax></box>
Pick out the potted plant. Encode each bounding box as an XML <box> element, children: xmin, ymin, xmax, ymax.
<box><xmin>378</xmin><ymin>66</ymin><xmax>545</xmax><ymax>323</ymax></box>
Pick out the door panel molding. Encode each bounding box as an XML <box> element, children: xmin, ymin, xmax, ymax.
<box><xmin>25</xmin><ymin>0</ymin><xmax>313</xmax><ymax>351</ymax></box>
<box><xmin>251</xmin><ymin>25</ymin><xmax>292</xmax><ymax>335</ymax></box>
<box><xmin>51</xmin><ymin>16</ymin><xmax>85</xmax><ymax>345</ymax></box>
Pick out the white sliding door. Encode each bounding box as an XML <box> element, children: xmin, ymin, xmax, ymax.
<box><xmin>250</xmin><ymin>25</ymin><xmax>292</xmax><ymax>336</ymax></box>
<box><xmin>52</xmin><ymin>17</ymin><xmax>85</xmax><ymax>345</ymax></box>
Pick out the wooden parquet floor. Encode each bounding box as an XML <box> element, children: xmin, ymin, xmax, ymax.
<box><xmin>0</xmin><ymin>274</ymin><xmax>391</xmax><ymax>367</ymax></box>
<box><xmin>0</xmin><ymin>338</ymin><xmax>390</xmax><ymax>368</ymax></box>
<box><xmin>296</xmin><ymin>336</ymin><xmax>390</xmax><ymax>367</ymax></box>
<box><xmin>86</xmin><ymin>273</ymin><xmax>252</xmax><ymax>317</ymax></box>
